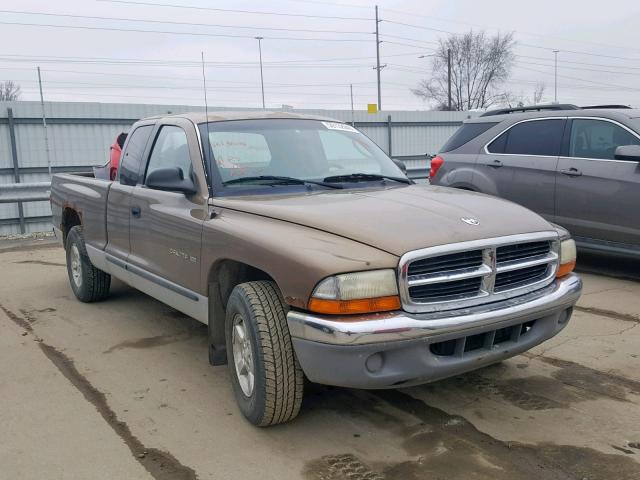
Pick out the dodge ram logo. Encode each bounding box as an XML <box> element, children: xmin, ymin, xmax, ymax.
<box><xmin>461</xmin><ymin>217</ymin><xmax>480</xmax><ymax>226</ymax></box>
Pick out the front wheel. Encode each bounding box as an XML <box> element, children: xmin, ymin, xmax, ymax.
<box><xmin>225</xmin><ymin>281</ymin><xmax>304</xmax><ymax>426</ymax></box>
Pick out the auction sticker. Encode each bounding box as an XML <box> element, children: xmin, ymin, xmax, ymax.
<box><xmin>321</xmin><ymin>121</ymin><xmax>358</xmax><ymax>133</ymax></box>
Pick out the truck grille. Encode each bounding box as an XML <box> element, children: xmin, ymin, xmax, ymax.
<box><xmin>398</xmin><ymin>233</ymin><xmax>559</xmax><ymax>313</ymax></box>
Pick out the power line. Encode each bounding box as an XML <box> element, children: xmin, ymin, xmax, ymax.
<box><xmin>0</xmin><ymin>9</ymin><xmax>373</xmax><ymax>35</ymax></box>
<box><xmin>0</xmin><ymin>20</ymin><xmax>373</xmax><ymax>42</ymax></box>
<box><xmin>0</xmin><ymin>51</ymin><xmax>427</xmax><ymax>67</ymax></box>
<box><xmin>382</xmin><ymin>19</ymin><xmax>453</xmax><ymax>36</ymax></box>
<box><xmin>516</xmin><ymin>54</ymin><xmax>640</xmax><ymax>72</ymax></box>
<box><xmin>514</xmin><ymin>59</ymin><xmax>640</xmax><ymax>77</ymax></box>
<box><xmin>376</xmin><ymin>6</ymin><xmax>640</xmax><ymax>54</ymax></box>
<box><xmin>13</xmin><ymin>77</ymin><xmax>415</xmax><ymax>95</ymax></box>
<box><xmin>516</xmin><ymin>65</ymin><xmax>640</xmax><ymax>92</ymax></box>
<box><xmin>96</xmin><ymin>0</ymin><xmax>373</xmax><ymax>21</ymax></box>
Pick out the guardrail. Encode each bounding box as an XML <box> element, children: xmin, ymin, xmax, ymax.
<box><xmin>393</xmin><ymin>154</ymin><xmax>432</xmax><ymax>182</ymax></box>
<box><xmin>0</xmin><ymin>182</ymin><xmax>51</xmax><ymax>204</ymax></box>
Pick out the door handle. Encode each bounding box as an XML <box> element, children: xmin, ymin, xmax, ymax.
<box><xmin>560</xmin><ymin>167</ymin><xmax>582</xmax><ymax>177</ymax></box>
<box><xmin>131</xmin><ymin>206</ymin><xmax>141</xmax><ymax>217</ymax></box>
<box><xmin>488</xmin><ymin>159</ymin><xmax>503</xmax><ymax>168</ymax></box>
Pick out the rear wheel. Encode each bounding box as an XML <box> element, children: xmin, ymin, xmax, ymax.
<box><xmin>65</xmin><ymin>226</ymin><xmax>111</xmax><ymax>302</ymax></box>
<box><xmin>225</xmin><ymin>281</ymin><xmax>304</xmax><ymax>426</ymax></box>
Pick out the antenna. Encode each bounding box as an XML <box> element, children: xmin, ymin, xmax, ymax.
<box><xmin>201</xmin><ymin>51</ymin><xmax>210</xmax><ymax>121</ymax></box>
<box><xmin>201</xmin><ymin>51</ymin><xmax>213</xmax><ymax>195</ymax></box>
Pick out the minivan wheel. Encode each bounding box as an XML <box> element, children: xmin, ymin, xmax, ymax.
<box><xmin>225</xmin><ymin>281</ymin><xmax>304</xmax><ymax>426</ymax></box>
<box><xmin>65</xmin><ymin>226</ymin><xmax>111</xmax><ymax>302</ymax></box>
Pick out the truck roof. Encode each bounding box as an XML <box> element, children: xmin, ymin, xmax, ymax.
<box><xmin>143</xmin><ymin>110</ymin><xmax>342</xmax><ymax>124</ymax></box>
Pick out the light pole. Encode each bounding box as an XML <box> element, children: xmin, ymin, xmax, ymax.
<box><xmin>419</xmin><ymin>53</ymin><xmax>451</xmax><ymax>109</ymax></box>
<box><xmin>553</xmin><ymin>50</ymin><xmax>559</xmax><ymax>103</ymax></box>
<box><xmin>374</xmin><ymin>5</ymin><xmax>381</xmax><ymax>110</ymax></box>
<box><xmin>350</xmin><ymin>84</ymin><xmax>354</xmax><ymax>125</ymax></box>
<box><xmin>255</xmin><ymin>36</ymin><xmax>265</xmax><ymax>109</ymax></box>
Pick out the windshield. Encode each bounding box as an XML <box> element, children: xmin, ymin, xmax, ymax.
<box><xmin>199</xmin><ymin>119</ymin><xmax>406</xmax><ymax>190</ymax></box>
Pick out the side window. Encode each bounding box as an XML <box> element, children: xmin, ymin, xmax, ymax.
<box><xmin>441</xmin><ymin>122</ymin><xmax>498</xmax><ymax>152</ymax></box>
<box><xmin>488</xmin><ymin>119</ymin><xmax>564</xmax><ymax>156</ymax></box>
<box><xmin>145</xmin><ymin>126</ymin><xmax>192</xmax><ymax>182</ymax></box>
<box><xmin>569</xmin><ymin>119</ymin><xmax>640</xmax><ymax>160</ymax></box>
<box><xmin>119</xmin><ymin>125</ymin><xmax>153</xmax><ymax>186</ymax></box>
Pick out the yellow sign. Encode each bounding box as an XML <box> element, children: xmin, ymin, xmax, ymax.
<box><xmin>367</xmin><ymin>103</ymin><xmax>378</xmax><ymax>114</ymax></box>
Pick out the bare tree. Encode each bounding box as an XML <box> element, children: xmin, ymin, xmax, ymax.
<box><xmin>532</xmin><ymin>83</ymin><xmax>545</xmax><ymax>104</ymax></box>
<box><xmin>496</xmin><ymin>83</ymin><xmax>547</xmax><ymax>108</ymax></box>
<box><xmin>0</xmin><ymin>81</ymin><xmax>21</xmax><ymax>101</ymax></box>
<box><xmin>412</xmin><ymin>31</ymin><xmax>515</xmax><ymax>110</ymax></box>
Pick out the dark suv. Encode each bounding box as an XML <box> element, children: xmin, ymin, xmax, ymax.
<box><xmin>431</xmin><ymin>104</ymin><xmax>640</xmax><ymax>258</ymax></box>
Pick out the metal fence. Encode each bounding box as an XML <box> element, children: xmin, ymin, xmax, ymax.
<box><xmin>0</xmin><ymin>101</ymin><xmax>476</xmax><ymax>234</ymax></box>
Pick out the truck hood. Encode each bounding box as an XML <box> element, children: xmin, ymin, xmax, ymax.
<box><xmin>212</xmin><ymin>185</ymin><xmax>555</xmax><ymax>257</ymax></box>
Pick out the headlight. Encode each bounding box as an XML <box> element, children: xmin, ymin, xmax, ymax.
<box><xmin>557</xmin><ymin>238</ymin><xmax>577</xmax><ymax>278</ymax></box>
<box><xmin>308</xmin><ymin>269</ymin><xmax>400</xmax><ymax>315</ymax></box>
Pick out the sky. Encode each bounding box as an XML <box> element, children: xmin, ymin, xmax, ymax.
<box><xmin>1</xmin><ymin>0</ymin><xmax>640</xmax><ymax>110</ymax></box>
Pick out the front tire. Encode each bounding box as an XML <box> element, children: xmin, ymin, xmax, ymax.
<box><xmin>65</xmin><ymin>226</ymin><xmax>111</xmax><ymax>302</ymax></box>
<box><xmin>225</xmin><ymin>281</ymin><xmax>304</xmax><ymax>426</ymax></box>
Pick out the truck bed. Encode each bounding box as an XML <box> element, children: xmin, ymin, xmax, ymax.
<box><xmin>50</xmin><ymin>173</ymin><xmax>112</xmax><ymax>250</ymax></box>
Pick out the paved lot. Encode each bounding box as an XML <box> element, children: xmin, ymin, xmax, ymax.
<box><xmin>1</xmin><ymin>241</ymin><xmax>639</xmax><ymax>480</ymax></box>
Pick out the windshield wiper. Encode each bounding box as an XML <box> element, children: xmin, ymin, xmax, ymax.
<box><xmin>223</xmin><ymin>175</ymin><xmax>343</xmax><ymax>189</ymax></box>
<box><xmin>323</xmin><ymin>173</ymin><xmax>412</xmax><ymax>185</ymax></box>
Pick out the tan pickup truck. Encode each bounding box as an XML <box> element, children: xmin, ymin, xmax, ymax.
<box><xmin>50</xmin><ymin>111</ymin><xmax>582</xmax><ymax>426</ymax></box>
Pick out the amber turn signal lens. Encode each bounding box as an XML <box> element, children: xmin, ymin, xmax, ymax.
<box><xmin>308</xmin><ymin>295</ymin><xmax>401</xmax><ymax>315</ymax></box>
<box><xmin>556</xmin><ymin>260</ymin><xmax>576</xmax><ymax>278</ymax></box>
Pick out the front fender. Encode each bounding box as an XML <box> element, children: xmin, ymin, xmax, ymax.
<box><xmin>200</xmin><ymin>208</ymin><xmax>399</xmax><ymax>309</ymax></box>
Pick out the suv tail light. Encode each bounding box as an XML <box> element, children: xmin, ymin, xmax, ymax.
<box><xmin>429</xmin><ymin>155</ymin><xmax>444</xmax><ymax>179</ymax></box>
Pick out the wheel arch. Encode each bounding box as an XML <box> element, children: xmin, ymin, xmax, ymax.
<box><xmin>61</xmin><ymin>207</ymin><xmax>82</xmax><ymax>244</ymax></box>
<box><xmin>205</xmin><ymin>258</ymin><xmax>277</xmax><ymax>365</ymax></box>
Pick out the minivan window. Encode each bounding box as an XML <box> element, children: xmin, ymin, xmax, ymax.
<box><xmin>569</xmin><ymin>119</ymin><xmax>640</xmax><ymax>160</ymax></box>
<box><xmin>488</xmin><ymin>119</ymin><xmax>565</xmax><ymax>156</ymax></box>
<box><xmin>119</xmin><ymin>125</ymin><xmax>153</xmax><ymax>186</ymax></box>
<box><xmin>440</xmin><ymin>122</ymin><xmax>497</xmax><ymax>152</ymax></box>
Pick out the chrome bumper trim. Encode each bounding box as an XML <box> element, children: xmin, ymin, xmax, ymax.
<box><xmin>287</xmin><ymin>274</ymin><xmax>582</xmax><ymax>346</ymax></box>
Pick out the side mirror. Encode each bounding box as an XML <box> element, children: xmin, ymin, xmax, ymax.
<box><xmin>614</xmin><ymin>145</ymin><xmax>640</xmax><ymax>162</ymax></box>
<box><xmin>392</xmin><ymin>158</ymin><xmax>407</xmax><ymax>174</ymax></box>
<box><xmin>146</xmin><ymin>167</ymin><xmax>197</xmax><ymax>195</ymax></box>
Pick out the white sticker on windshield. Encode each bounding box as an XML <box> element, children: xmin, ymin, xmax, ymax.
<box><xmin>321</xmin><ymin>121</ymin><xmax>358</xmax><ymax>133</ymax></box>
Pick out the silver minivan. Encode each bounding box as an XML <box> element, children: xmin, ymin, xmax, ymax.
<box><xmin>431</xmin><ymin>105</ymin><xmax>640</xmax><ymax>258</ymax></box>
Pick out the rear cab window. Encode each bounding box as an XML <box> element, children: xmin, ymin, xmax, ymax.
<box><xmin>440</xmin><ymin>122</ymin><xmax>498</xmax><ymax>152</ymax></box>
<box><xmin>487</xmin><ymin>119</ymin><xmax>565</xmax><ymax>156</ymax></box>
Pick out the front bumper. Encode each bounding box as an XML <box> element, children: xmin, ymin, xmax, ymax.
<box><xmin>287</xmin><ymin>274</ymin><xmax>582</xmax><ymax>388</ymax></box>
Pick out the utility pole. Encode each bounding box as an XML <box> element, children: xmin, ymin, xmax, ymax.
<box><xmin>374</xmin><ymin>5</ymin><xmax>381</xmax><ymax>111</ymax></box>
<box><xmin>553</xmin><ymin>50</ymin><xmax>559</xmax><ymax>103</ymax></box>
<box><xmin>350</xmin><ymin>84</ymin><xmax>355</xmax><ymax>125</ymax></box>
<box><xmin>447</xmin><ymin>48</ymin><xmax>452</xmax><ymax>111</ymax></box>
<box><xmin>255</xmin><ymin>36</ymin><xmax>265</xmax><ymax>109</ymax></box>
<box><xmin>37</xmin><ymin>66</ymin><xmax>52</xmax><ymax>177</ymax></box>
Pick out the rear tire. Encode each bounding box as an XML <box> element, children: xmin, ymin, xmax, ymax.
<box><xmin>225</xmin><ymin>281</ymin><xmax>304</xmax><ymax>426</ymax></box>
<box><xmin>65</xmin><ymin>226</ymin><xmax>111</xmax><ymax>302</ymax></box>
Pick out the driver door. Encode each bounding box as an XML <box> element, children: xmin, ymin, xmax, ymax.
<box><xmin>128</xmin><ymin>121</ymin><xmax>208</xmax><ymax>298</ymax></box>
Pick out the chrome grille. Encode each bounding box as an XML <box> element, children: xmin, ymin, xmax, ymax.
<box><xmin>496</xmin><ymin>241</ymin><xmax>551</xmax><ymax>263</ymax></box>
<box><xmin>495</xmin><ymin>264</ymin><xmax>549</xmax><ymax>291</ymax></box>
<box><xmin>408</xmin><ymin>250</ymin><xmax>483</xmax><ymax>276</ymax></box>
<box><xmin>399</xmin><ymin>233</ymin><xmax>559</xmax><ymax>313</ymax></box>
<box><xmin>409</xmin><ymin>276</ymin><xmax>483</xmax><ymax>302</ymax></box>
